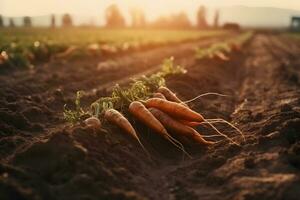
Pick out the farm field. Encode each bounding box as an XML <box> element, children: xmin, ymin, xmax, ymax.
<box><xmin>0</xmin><ymin>28</ymin><xmax>225</xmax><ymax>70</ymax></box>
<box><xmin>0</xmin><ymin>28</ymin><xmax>300</xmax><ymax>200</ymax></box>
<box><xmin>0</xmin><ymin>28</ymin><xmax>224</xmax><ymax>46</ymax></box>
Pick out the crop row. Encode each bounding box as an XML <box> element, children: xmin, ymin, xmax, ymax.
<box><xmin>195</xmin><ymin>31</ymin><xmax>253</xmax><ymax>60</ymax></box>
<box><xmin>0</xmin><ymin>29</ymin><xmax>224</xmax><ymax>70</ymax></box>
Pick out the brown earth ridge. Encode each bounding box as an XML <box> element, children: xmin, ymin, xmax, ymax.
<box><xmin>0</xmin><ymin>33</ymin><xmax>300</xmax><ymax>200</ymax></box>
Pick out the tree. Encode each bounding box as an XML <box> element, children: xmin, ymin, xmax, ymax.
<box><xmin>172</xmin><ymin>12</ymin><xmax>191</xmax><ymax>29</ymax></box>
<box><xmin>151</xmin><ymin>16</ymin><xmax>168</xmax><ymax>29</ymax></box>
<box><xmin>197</xmin><ymin>6</ymin><xmax>208</xmax><ymax>28</ymax></box>
<box><xmin>105</xmin><ymin>4</ymin><xmax>125</xmax><ymax>28</ymax></box>
<box><xmin>62</xmin><ymin>14</ymin><xmax>73</xmax><ymax>27</ymax></box>
<box><xmin>51</xmin><ymin>14</ymin><xmax>55</xmax><ymax>28</ymax></box>
<box><xmin>213</xmin><ymin>10</ymin><xmax>219</xmax><ymax>28</ymax></box>
<box><xmin>9</xmin><ymin>18</ymin><xmax>15</xmax><ymax>28</ymax></box>
<box><xmin>23</xmin><ymin>16</ymin><xmax>32</xmax><ymax>27</ymax></box>
<box><xmin>130</xmin><ymin>8</ymin><xmax>146</xmax><ymax>28</ymax></box>
<box><xmin>0</xmin><ymin>15</ymin><xmax>3</xmax><ymax>28</ymax></box>
<box><xmin>151</xmin><ymin>12</ymin><xmax>191</xmax><ymax>29</ymax></box>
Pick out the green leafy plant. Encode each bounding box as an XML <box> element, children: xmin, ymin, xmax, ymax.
<box><xmin>195</xmin><ymin>31</ymin><xmax>253</xmax><ymax>59</ymax></box>
<box><xmin>63</xmin><ymin>91</ymin><xmax>88</xmax><ymax>124</ymax></box>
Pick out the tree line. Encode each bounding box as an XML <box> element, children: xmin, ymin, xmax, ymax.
<box><xmin>0</xmin><ymin>4</ymin><xmax>220</xmax><ymax>29</ymax></box>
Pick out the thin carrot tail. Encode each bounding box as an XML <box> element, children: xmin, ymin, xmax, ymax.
<box><xmin>206</xmin><ymin>118</ymin><xmax>245</xmax><ymax>142</ymax></box>
<box><xmin>201</xmin><ymin>134</ymin><xmax>226</xmax><ymax>138</ymax></box>
<box><xmin>203</xmin><ymin>119</ymin><xmax>240</xmax><ymax>146</ymax></box>
<box><xmin>212</xmin><ymin>138</ymin><xmax>229</xmax><ymax>145</ymax></box>
<box><xmin>193</xmin><ymin>134</ymin><xmax>216</xmax><ymax>146</ymax></box>
<box><xmin>200</xmin><ymin>134</ymin><xmax>230</xmax><ymax>146</ymax></box>
<box><xmin>165</xmin><ymin>134</ymin><xmax>192</xmax><ymax>159</ymax></box>
<box><xmin>182</xmin><ymin>92</ymin><xmax>229</xmax><ymax>105</ymax></box>
<box><xmin>197</xmin><ymin>134</ymin><xmax>228</xmax><ymax>145</ymax></box>
<box><xmin>136</xmin><ymin>136</ymin><xmax>152</xmax><ymax>159</ymax></box>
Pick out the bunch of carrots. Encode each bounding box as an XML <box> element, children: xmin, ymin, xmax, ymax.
<box><xmin>64</xmin><ymin>58</ymin><xmax>244</xmax><ymax>156</ymax></box>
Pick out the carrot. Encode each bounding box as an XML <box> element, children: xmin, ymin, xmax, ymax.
<box><xmin>230</xmin><ymin>43</ymin><xmax>241</xmax><ymax>52</ymax></box>
<box><xmin>179</xmin><ymin>118</ymin><xmax>244</xmax><ymax>145</ymax></box>
<box><xmin>129</xmin><ymin>101</ymin><xmax>168</xmax><ymax>136</ymax></box>
<box><xmin>84</xmin><ymin>116</ymin><xmax>102</xmax><ymax>130</ymax></box>
<box><xmin>144</xmin><ymin>98</ymin><xmax>241</xmax><ymax>145</ymax></box>
<box><xmin>129</xmin><ymin>101</ymin><xmax>190</xmax><ymax>156</ymax></box>
<box><xmin>179</xmin><ymin>120</ymin><xmax>202</xmax><ymax>127</ymax></box>
<box><xmin>144</xmin><ymin>98</ymin><xmax>205</xmax><ymax>122</ymax></box>
<box><xmin>104</xmin><ymin>109</ymin><xmax>148</xmax><ymax>154</ymax></box>
<box><xmin>153</xmin><ymin>92</ymin><xmax>166</xmax><ymax>100</ymax></box>
<box><xmin>179</xmin><ymin>120</ymin><xmax>211</xmax><ymax>129</ymax></box>
<box><xmin>54</xmin><ymin>46</ymin><xmax>77</xmax><ymax>59</ymax></box>
<box><xmin>214</xmin><ymin>51</ymin><xmax>229</xmax><ymax>61</ymax></box>
<box><xmin>149</xmin><ymin>108</ymin><xmax>214</xmax><ymax>146</ymax></box>
<box><xmin>157</xmin><ymin>86</ymin><xmax>188</xmax><ymax>106</ymax></box>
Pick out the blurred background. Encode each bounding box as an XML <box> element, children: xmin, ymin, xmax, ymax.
<box><xmin>0</xmin><ymin>0</ymin><xmax>300</xmax><ymax>28</ymax></box>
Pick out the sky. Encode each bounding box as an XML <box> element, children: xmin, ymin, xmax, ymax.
<box><xmin>1</xmin><ymin>0</ymin><xmax>300</xmax><ymax>17</ymax></box>
<box><xmin>0</xmin><ymin>0</ymin><xmax>300</xmax><ymax>26</ymax></box>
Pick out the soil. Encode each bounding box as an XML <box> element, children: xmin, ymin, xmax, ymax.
<box><xmin>0</xmin><ymin>33</ymin><xmax>300</xmax><ymax>200</ymax></box>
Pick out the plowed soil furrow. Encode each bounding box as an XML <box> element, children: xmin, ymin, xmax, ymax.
<box><xmin>1</xmin><ymin>33</ymin><xmax>300</xmax><ymax>200</ymax></box>
<box><xmin>154</xmin><ymin>34</ymin><xmax>300</xmax><ymax>200</ymax></box>
<box><xmin>0</xmin><ymin>34</ymin><xmax>233</xmax><ymax>161</ymax></box>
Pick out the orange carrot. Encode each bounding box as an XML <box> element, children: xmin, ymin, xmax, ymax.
<box><xmin>179</xmin><ymin>118</ymin><xmax>242</xmax><ymax>145</ymax></box>
<box><xmin>230</xmin><ymin>43</ymin><xmax>241</xmax><ymax>52</ymax></box>
<box><xmin>84</xmin><ymin>116</ymin><xmax>102</xmax><ymax>130</ymax></box>
<box><xmin>129</xmin><ymin>101</ymin><xmax>169</xmax><ymax>136</ymax></box>
<box><xmin>129</xmin><ymin>101</ymin><xmax>190</xmax><ymax>156</ymax></box>
<box><xmin>144</xmin><ymin>98</ymin><xmax>205</xmax><ymax>122</ymax></box>
<box><xmin>179</xmin><ymin>120</ymin><xmax>210</xmax><ymax>129</ymax></box>
<box><xmin>157</xmin><ymin>86</ymin><xmax>188</xmax><ymax>106</ymax></box>
<box><xmin>54</xmin><ymin>46</ymin><xmax>77</xmax><ymax>59</ymax></box>
<box><xmin>149</xmin><ymin>108</ymin><xmax>214</xmax><ymax>146</ymax></box>
<box><xmin>104</xmin><ymin>109</ymin><xmax>148</xmax><ymax>154</ymax></box>
<box><xmin>214</xmin><ymin>51</ymin><xmax>229</xmax><ymax>61</ymax></box>
<box><xmin>145</xmin><ymin>99</ymin><xmax>240</xmax><ymax>145</ymax></box>
<box><xmin>179</xmin><ymin>120</ymin><xmax>202</xmax><ymax>127</ymax></box>
<box><xmin>153</xmin><ymin>92</ymin><xmax>166</xmax><ymax>100</ymax></box>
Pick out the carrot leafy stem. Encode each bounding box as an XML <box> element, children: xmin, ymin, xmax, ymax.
<box><xmin>63</xmin><ymin>91</ymin><xmax>88</xmax><ymax>124</ymax></box>
<box><xmin>63</xmin><ymin>57</ymin><xmax>186</xmax><ymax>123</ymax></box>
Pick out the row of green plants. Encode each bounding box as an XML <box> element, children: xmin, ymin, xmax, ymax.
<box><xmin>0</xmin><ymin>40</ymin><xmax>148</xmax><ymax>69</ymax></box>
<box><xmin>0</xmin><ymin>29</ymin><xmax>224</xmax><ymax>70</ymax></box>
<box><xmin>0</xmin><ymin>41</ymin><xmax>66</xmax><ymax>69</ymax></box>
<box><xmin>195</xmin><ymin>31</ymin><xmax>253</xmax><ymax>60</ymax></box>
